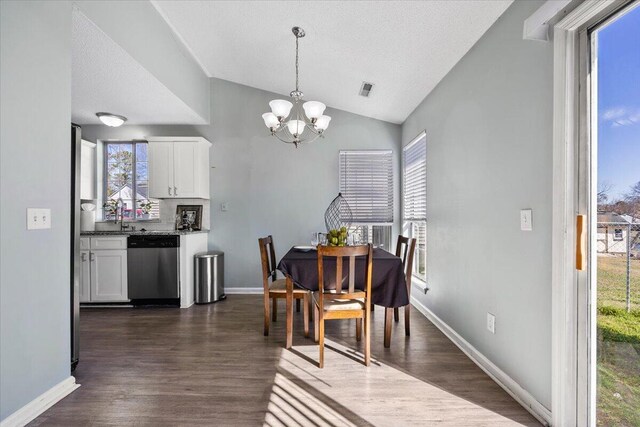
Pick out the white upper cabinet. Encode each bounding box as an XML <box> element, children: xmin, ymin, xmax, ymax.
<box><xmin>149</xmin><ymin>141</ymin><xmax>175</xmax><ymax>198</ymax></box>
<box><xmin>147</xmin><ymin>137</ymin><xmax>211</xmax><ymax>199</ymax></box>
<box><xmin>173</xmin><ymin>142</ymin><xmax>198</xmax><ymax>197</ymax></box>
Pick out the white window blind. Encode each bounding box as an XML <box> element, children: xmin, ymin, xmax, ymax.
<box><xmin>403</xmin><ymin>133</ymin><xmax>426</xmax><ymax>222</ymax></box>
<box><xmin>339</xmin><ymin>150</ymin><xmax>393</xmax><ymax>224</ymax></box>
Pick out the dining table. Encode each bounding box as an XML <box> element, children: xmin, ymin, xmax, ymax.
<box><xmin>277</xmin><ymin>246</ymin><xmax>409</xmax><ymax>348</ymax></box>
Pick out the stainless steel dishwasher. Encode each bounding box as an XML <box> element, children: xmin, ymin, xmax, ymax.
<box><xmin>127</xmin><ymin>235</ymin><xmax>180</xmax><ymax>303</ymax></box>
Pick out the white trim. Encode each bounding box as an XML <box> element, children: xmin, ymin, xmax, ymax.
<box><xmin>0</xmin><ymin>376</ymin><xmax>79</xmax><ymax>427</ymax></box>
<box><xmin>403</xmin><ymin>130</ymin><xmax>426</xmax><ymax>151</ymax></box>
<box><xmin>411</xmin><ymin>276</ymin><xmax>429</xmax><ymax>294</ymax></box>
<box><xmin>523</xmin><ymin>0</ymin><xmax>572</xmax><ymax>41</ymax></box>
<box><xmin>411</xmin><ymin>296</ymin><xmax>551</xmax><ymax>426</ymax></box>
<box><xmin>224</xmin><ymin>287</ymin><xmax>263</xmax><ymax>295</ymax></box>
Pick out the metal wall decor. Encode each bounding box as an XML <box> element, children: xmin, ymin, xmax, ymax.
<box><xmin>324</xmin><ymin>193</ymin><xmax>353</xmax><ymax>232</ymax></box>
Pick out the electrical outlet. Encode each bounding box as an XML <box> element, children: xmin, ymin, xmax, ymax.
<box><xmin>487</xmin><ymin>313</ymin><xmax>496</xmax><ymax>334</ymax></box>
<box><xmin>520</xmin><ymin>209</ymin><xmax>533</xmax><ymax>231</ymax></box>
<box><xmin>27</xmin><ymin>208</ymin><xmax>51</xmax><ymax>230</ymax></box>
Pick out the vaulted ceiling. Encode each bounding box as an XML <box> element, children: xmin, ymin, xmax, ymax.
<box><xmin>151</xmin><ymin>0</ymin><xmax>513</xmax><ymax>124</ymax></box>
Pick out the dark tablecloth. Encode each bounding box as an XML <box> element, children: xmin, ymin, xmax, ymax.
<box><xmin>277</xmin><ymin>247</ymin><xmax>409</xmax><ymax>308</ymax></box>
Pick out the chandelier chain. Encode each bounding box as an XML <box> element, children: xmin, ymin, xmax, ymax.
<box><xmin>295</xmin><ymin>35</ymin><xmax>299</xmax><ymax>92</ymax></box>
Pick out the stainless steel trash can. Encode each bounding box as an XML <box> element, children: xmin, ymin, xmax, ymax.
<box><xmin>194</xmin><ymin>251</ymin><xmax>225</xmax><ymax>304</ymax></box>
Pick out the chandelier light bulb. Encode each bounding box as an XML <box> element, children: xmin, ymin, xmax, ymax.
<box><xmin>287</xmin><ymin>120</ymin><xmax>306</xmax><ymax>136</ymax></box>
<box><xmin>302</xmin><ymin>101</ymin><xmax>326</xmax><ymax>120</ymax></box>
<box><xmin>262</xmin><ymin>112</ymin><xmax>279</xmax><ymax>129</ymax></box>
<box><xmin>315</xmin><ymin>115</ymin><xmax>332</xmax><ymax>131</ymax></box>
<box><xmin>269</xmin><ymin>100</ymin><xmax>293</xmax><ymax>119</ymax></box>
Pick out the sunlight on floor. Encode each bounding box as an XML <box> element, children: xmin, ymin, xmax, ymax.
<box><xmin>264</xmin><ymin>339</ymin><xmax>534</xmax><ymax>426</ymax></box>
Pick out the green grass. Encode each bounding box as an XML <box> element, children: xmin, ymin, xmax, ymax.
<box><xmin>597</xmin><ymin>256</ymin><xmax>640</xmax><ymax>427</ymax></box>
<box><xmin>597</xmin><ymin>256</ymin><xmax>640</xmax><ymax>310</ymax></box>
<box><xmin>598</xmin><ymin>307</ymin><xmax>640</xmax><ymax>344</ymax></box>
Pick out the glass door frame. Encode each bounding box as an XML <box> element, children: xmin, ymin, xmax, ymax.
<box><xmin>552</xmin><ymin>1</ymin><xmax>635</xmax><ymax>426</ymax></box>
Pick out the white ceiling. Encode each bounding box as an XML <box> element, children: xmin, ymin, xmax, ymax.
<box><xmin>151</xmin><ymin>0</ymin><xmax>513</xmax><ymax>124</ymax></box>
<box><xmin>72</xmin><ymin>10</ymin><xmax>206</xmax><ymax>126</ymax></box>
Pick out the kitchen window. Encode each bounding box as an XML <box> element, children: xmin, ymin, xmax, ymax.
<box><xmin>339</xmin><ymin>150</ymin><xmax>393</xmax><ymax>251</ymax></box>
<box><xmin>103</xmin><ymin>142</ymin><xmax>159</xmax><ymax>220</ymax></box>
<box><xmin>403</xmin><ymin>132</ymin><xmax>427</xmax><ymax>281</ymax></box>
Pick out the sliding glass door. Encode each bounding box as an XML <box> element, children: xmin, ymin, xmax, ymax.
<box><xmin>582</xmin><ymin>4</ymin><xmax>640</xmax><ymax>425</ymax></box>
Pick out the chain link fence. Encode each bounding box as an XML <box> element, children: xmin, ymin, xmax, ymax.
<box><xmin>597</xmin><ymin>222</ymin><xmax>640</xmax><ymax>312</ymax></box>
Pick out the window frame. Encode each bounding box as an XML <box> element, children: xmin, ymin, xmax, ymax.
<box><xmin>402</xmin><ymin>131</ymin><xmax>427</xmax><ymax>282</ymax></box>
<box><xmin>102</xmin><ymin>141</ymin><xmax>156</xmax><ymax>222</ymax></box>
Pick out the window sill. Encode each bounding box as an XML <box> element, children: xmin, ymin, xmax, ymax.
<box><xmin>411</xmin><ymin>276</ymin><xmax>429</xmax><ymax>294</ymax></box>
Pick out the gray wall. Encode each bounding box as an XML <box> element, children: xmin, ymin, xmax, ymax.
<box><xmin>0</xmin><ymin>0</ymin><xmax>73</xmax><ymax>420</ymax></box>
<box><xmin>401</xmin><ymin>0</ymin><xmax>552</xmax><ymax>408</ymax></box>
<box><xmin>76</xmin><ymin>0</ymin><xmax>210</xmax><ymax>122</ymax></box>
<box><xmin>82</xmin><ymin>78</ymin><xmax>401</xmax><ymax>289</ymax></box>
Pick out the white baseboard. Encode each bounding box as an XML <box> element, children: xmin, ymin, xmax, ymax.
<box><xmin>1</xmin><ymin>376</ymin><xmax>80</xmax><ymax>427</ymax></box>
<box><xmin>224</xmin><ymin>287</ymin><xmax>263</xmax><ymax>295</ymax></box>
<box><xmin>411</xmin><ymin>296</ymin><xmax>552</xmax><ymax>427</ymax></box>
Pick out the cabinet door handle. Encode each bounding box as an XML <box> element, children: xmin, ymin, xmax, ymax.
<box><xmin>90</xmin><ymin>253</ymin><xmax>96</xmax><ymax>262</ymax></box>
<box><xmin>81</xmin><ymin>253</ymin><xmax>87</xmax><ymax>262</ymax></box>
<box><xmin>168</xmin><ymin>186</ymin><xmax>172</xmax><ymax>196</ymax></box>
<box><xmin>174</xmin><ymin>186</ymin><xmax>178</xmax><ymax>196</ymax></box>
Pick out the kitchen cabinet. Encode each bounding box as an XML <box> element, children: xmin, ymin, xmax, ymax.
<box><xmin>80</xmin><ymin>237</ymin><xmax>128</xmax><ymax>303</ymax></box>
<box><xmin>90</xmin><ymin>249</ymin><xmax>128</xmax><ymax>302</ymax></box>
<box><xmin>148</xmin><ymin>137</ymin><xmax>211</xmax><ymax>199</ymax></box>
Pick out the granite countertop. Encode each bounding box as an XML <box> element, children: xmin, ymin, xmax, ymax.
<box><xmin>81</xmin><ymin>230</ymin><xmax>210</xmax><ymax>236</ymax></box>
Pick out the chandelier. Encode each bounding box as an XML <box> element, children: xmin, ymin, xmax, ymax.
<box><xmin>261</xmin><ymin>27</ymin><xmax>331</xmax><ymax>147</ymax></box>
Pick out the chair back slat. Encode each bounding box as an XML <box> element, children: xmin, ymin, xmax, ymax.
<box><xmin>317</xmin><ymin>245</ymin><xmax>373</xmax><ymax>305</ymax></box>
<box><xmin>335</xmin><ymin>256</ymin><xmax>343</xmax><ymax>292</ymax></box>
<box><xmin>258</xmin><ymin>236</ymin><xmax>278</xmax><ymax>291</ymax></box>
<box><xmin>395</xmin><ymin>235</ymin><xmax>417</xmax><ymax>288</ymax></box>
<box><xmin>348</xmin><ymin>256</ymin><xmax>356</xmax><ymax>293</ymax></box>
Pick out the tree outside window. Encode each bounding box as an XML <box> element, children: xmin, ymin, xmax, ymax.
<box><xmin>104</xmin><ymin>142</ymin><xmax>158</xmax><ymax>220</ymax></box>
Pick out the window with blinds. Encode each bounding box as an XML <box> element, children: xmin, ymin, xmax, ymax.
<box><xmin>339</xmin><ymin>150</ymin><xmax>394</xmax><ymax>224</ymax></box>
<box><xmin>403</xmin><ymin>132</ymin><xmax>427</xmax><ymax>281</ymax></box>
<box><xmin>403</xmin><ymin>133</ymin><xmax>427</xmax><ymax>222</ymax></box>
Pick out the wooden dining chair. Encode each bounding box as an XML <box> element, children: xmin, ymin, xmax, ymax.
<box><xmin>386</xmin><ymin>235</ymin><xmax>416</xmax><ymax>345</ymax></box>
<box><xmin>258</xmin><ymin>236</ymin><xmax>310</xmax><ymax>337</ymax></box>
<box><xmin>314</xmin><ymin>244</ymin><xmax>373</xmax><ymax>368</ymax></box>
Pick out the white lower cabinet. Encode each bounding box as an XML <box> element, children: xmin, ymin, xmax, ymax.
<box><xmin>80</xmin><ymin>237</ymin><xmax>128</xmax><ymax>303</ymax></box>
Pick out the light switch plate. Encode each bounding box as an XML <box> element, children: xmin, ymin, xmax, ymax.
<box><xmin>520</xmin><ymin>209</ymin><xmax>533</xmax><ymax>231</ymax></box>
<box><xmin>220</xmin><ymin>202</ymin><xmax>228</xmax><ymax>212</ymax></box>
<box><xmin>487</xmin><ymin>313</ymin><xmax>496</xmax><ymax>334</ymax></box>
<box><xmin>27</xmin><ymin>208</ymin><xmax>51</xmax><ymax>230</ymax></box>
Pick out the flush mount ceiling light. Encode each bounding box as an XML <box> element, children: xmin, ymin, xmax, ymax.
<box><xmin>261</xmin><ymin>26</ymin><xmax>331</xmax><ymax>148</ymax></box>
<box><xmin>96</xmin><ymin>112</ymin><xmax>127</xmax><ymax>127</ymax></box>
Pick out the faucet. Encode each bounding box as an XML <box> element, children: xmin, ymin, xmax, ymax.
<box><xmin>114</xmin><ymin>198</ymin><xmax>131</xmax><ymax>231</ymax></box>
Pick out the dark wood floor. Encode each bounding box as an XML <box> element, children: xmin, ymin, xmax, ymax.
<box><xmin>31</xmin><ymin>296</ymin><xmax>540</xmax><ymax>426</ymax></box>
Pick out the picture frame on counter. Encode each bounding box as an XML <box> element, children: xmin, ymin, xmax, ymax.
<box><xmin>176</xmin><ymin>205</ymin><xmax>203</xmax><ymax>231</ymax></box>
